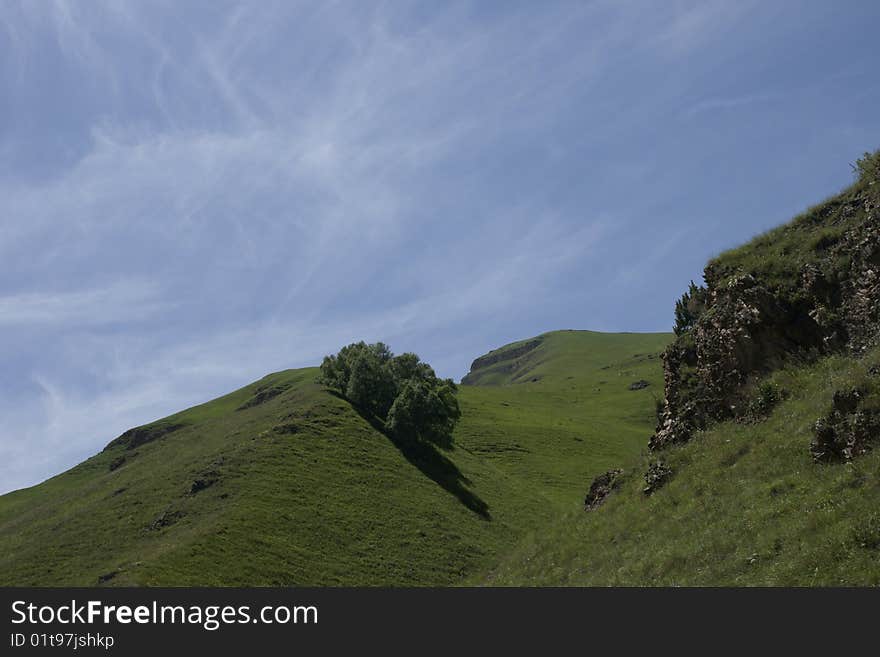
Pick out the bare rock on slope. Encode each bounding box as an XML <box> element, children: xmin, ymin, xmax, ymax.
<box><xmin>584</xmin><ymin>469</ymin><xmax>624</xmax><ymax>510</ymax></box>
<box><xmin>651</xmin><ymin>190</ymin><xmax>880</xmax><ymax>453</ymax></box>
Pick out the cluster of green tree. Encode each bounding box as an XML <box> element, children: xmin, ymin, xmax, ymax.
<box><xmin>319</xmin><ymin>342</ymin><xmax>461</xmax><ymax>447</ymax></box>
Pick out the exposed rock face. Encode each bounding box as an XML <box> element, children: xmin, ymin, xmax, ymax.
<box><xmin>651</xmin><ymin>190</ymin><xmax>880</xmax><ymax>452</ymax></box>
<box><xmin>811</xmin><ymin>388</ymin><xmax>880</xmax><ymax>462</ymax></box>
<box><xmin>652</xmin><ymin>273</ymin><xmax>825</xmax><ymax>449</ymax></box>
<box><xmin>584</xmin><ymin>469</ymin><xmax>623</xmax><ymax>510</ymax></box>
<box><xmin>104</xmin><ymin>422</ymin><xmax>185</xmax><ymax>451</ymax></box>
<box><xmin>467</xmin><ymin>339</ymin><xmax>542</xmax><ymax>373</ymax></box>
<box><xmin>628</xmin><ymin>380</ymin><xmax>650</xmax><ymax>391</ymax></box>
<box><xmin>643</xmin><ymin>461</ymin><xmax>672</xmax><ymax>495</ymax></box>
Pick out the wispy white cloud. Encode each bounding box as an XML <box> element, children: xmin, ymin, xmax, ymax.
<box><xmin>0</xmin><ymin>280</ymin><xmax>165</xmax><ymax>326</ymax></box>
<box><xmin>649</xmin><ymin>0</ymin><xmax>758</xmax><ymax>56</ymax></box>
<box><xmin>683</xmin><ymin>93</ymin><xmax>775</xmax><ymax>118</ymax></box>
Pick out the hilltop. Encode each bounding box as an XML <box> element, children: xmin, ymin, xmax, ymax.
<box><xmin>0</xmin><ymin>330</ymin><xmax>669</xmax><ymax>585</ymax></box>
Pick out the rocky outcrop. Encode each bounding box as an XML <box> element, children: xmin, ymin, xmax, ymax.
<box><xmin>462</xmin><ymin>338</ymin><xmax>545</xmax><ymax>385</ymax></box>
<box><xmin>467</xmin><ymin>339</ymin><xmax>542</xmax><ymax>374</ymax></box>
<box><xmin>104</xmin><ymin>422</ymin><xmax>185</xmax><ymax>451</ymax></box>
<box><xmin>643</xmin><ymin>461</ymin><xmax>672</xmax><ymax>495</ymax></box>
<box><xmin>584</xmin><ymin>469</ymin><xmax>623</xmax><ymax>510</ymax></box>
<box><xmin>811</xmin><ymin>388</ymin><xmax>880</xmax><ymax>462</ymax></box>
<box><xmin>651</xmin><ymin>185</ymin><xmax>880</xmax><ymax>453</ymax></box>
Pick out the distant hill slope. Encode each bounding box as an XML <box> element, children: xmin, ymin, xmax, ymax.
<box><xmin>0</xmin><ymin>330</ymin><xmax>669</xmax><ymax>586</ymax></box>
<box><xmin>462</xmin><ymin>330</ymin><xmax>667</xmax><ymax>388</ymax></box>
<box><xmin>457</xmin><ymin>331</ymin><xmax>671</xmax><ymax>506</ymax></box>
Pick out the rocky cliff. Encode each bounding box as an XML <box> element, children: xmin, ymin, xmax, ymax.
<box><xmin>651</xmin><ymin>151</ymin><xmax>880</xmax><ymax>455</ymax></box>
<box><xmin>461</xmin><ymin>337</ymin><xmax>544</xmax><ymax>385</ymax></box>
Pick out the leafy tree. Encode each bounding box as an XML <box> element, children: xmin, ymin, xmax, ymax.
<box><xmin>319</xmin><ymin>341</ymin><xmax>392</xmax><ymax>403</ymax></box>
<box><xmin>319</xmin><ymin>341</ymin><xmax>461</xmax><ymax>447</ymax></box>
<box><xmin>386</xmin><ymin>378</ymin><xmax>461</xmax><ymax>448</ymax></box>
<box><xmin>389</xmin><ymin>352</ymin><xmax>434</xmax><ymax>384</ymax></box>
<box><xmin>345</xmin><ymin>348</ymin><xmax>397</xmax><ymax>418</ymax></box>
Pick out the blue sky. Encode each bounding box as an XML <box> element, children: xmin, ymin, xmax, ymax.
<box><xmin>1</xmin><ymin>1</ymin><xmax>879</xmax><ymax>494</ymax></box>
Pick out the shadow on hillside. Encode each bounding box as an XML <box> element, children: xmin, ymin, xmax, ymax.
<box><xmin>389</xmin><ymin>435</ymin><xmax>491</xmax><ymax>521</ymax></box>
<box><xmin>328</xmin><ymin>391</ymin><xmax>491</xmax><ymax>520</ymax></box>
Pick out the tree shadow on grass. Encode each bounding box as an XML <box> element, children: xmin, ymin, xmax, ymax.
<box><xmin>327</xmin><ymin>391</ymin><xmax>491</xmax><ymax>520</ymax></box>
<box><xmin>388</xmin><ymin>433</ymin><xmax>491</xmax><ymax>521</ymax></box>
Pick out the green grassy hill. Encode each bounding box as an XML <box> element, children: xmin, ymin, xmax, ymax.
<box><xmin>6</xmin><ymin>154</ymin><xmax>874</xmax><ymax>587</ymax></box>
<box><xmin>486</xmin><ymin>346</ymin><xmax>880</xmax><ymax>586</ymax></box>
<box><xmin>0</xmin><ymin>330</ymin><xmax>670</xmax><ymax>586</ymax></box>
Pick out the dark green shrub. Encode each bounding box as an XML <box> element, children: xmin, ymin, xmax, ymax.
<box><xmin>386</xmin><ymin>378</ymin><xmax>461</xmax><ymax>448</ymax></box>
<box><xmin>745</xmin><ymin>381</ymin><xmax>784</xmax><ymax>421</ymax></box>
<box><xmin>673</xmin><ymin>281</ymin><xmax>709</xmax><ymax>336</ymax></box>
<box><xmin>319</xmin><ymin>342</ymin><xmax>461</xmax><ymax>447</ymax></box>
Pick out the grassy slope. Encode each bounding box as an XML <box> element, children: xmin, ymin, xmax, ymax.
<box><xmin>0</xmin><ymin>330</ymin><xmax>670</xmax><ymax>586</ymax></box>
<box><xmin>708</xmin><ymin>188</ymin><xmax>863</xmax><ymax>289</ymax></box>
<box><xmin>456</xmin><ymin>331</ymin><xmax>670</xmax><ymax>507</ymax></box>
<box><xmin>488</xmin><ymin>168</ymin><xmax>880</xmax><ymax>586</ymax></box>
<box><xmin>710</xmin><ymin>151</ymin><xmax>877</xmax><ymax>294</ymax></box>
<box><xmin>487</xmin><ymin>347</ymin><xmax>880</xmax><ymax>586</ymax></box>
